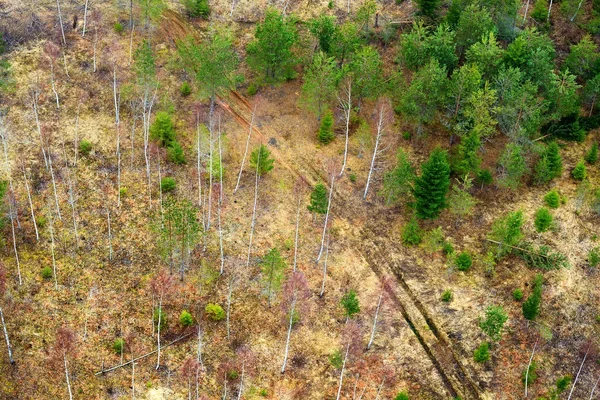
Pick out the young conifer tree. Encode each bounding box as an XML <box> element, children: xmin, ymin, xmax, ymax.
<box><xmin>413</xmin><ymin>147</ymin><xmax>451</xmax><ymax>219</ymax></box>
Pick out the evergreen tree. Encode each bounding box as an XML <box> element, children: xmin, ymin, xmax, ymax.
<box><xmin>498</xmin><ymin>143</ymin><xmax>527</xmax><ymax>190</ymax></box>
<box><xmin>317</xmin><ymin>111</ymin><xmax>335</xmax><ymax>144</ymax></box>
<box><xmin>397</xmin><ymin>21</ymin><xmax>429</xmax><ymax>71</ymax></box>
<box><xmin>134</xmin><ymin>40</ymin><xmax>156</xmax><ymax>86</ymax></box>
<box><xmin>246</xmin><ymin>8</ymin><xmax>298</xmax><ymax>83</ymax></box>
<box><xmin>572</xmin><ymin>160</ymin><xmax>587</xmax><ymax>180</ymax></box>
<box><xmin>547</xmin><ymin>69</ymin><xmax>581</xmax><ymax>120</ymax></box>
<box><xmin>413</xmin><ymin>147</ymin><xmax>451</xmax><ymax>220</ymax></box>
<box><xmin>479</xmin><ymin>305</ymin><xmax>508</xmax><ymax>342</ymax></box>
<box><xmin>415</xmin><ymin>0</ymin><xmax>441</xmax><ymax>19</ymax></box>
<box><xmin>301</xmin><ymin>52</ymin><xmax>339</xmax><ymax>118</ymax></box>
<box><xmin>455</xmin><ymin>4</ymin><xmax>495</xmax><ymax>55</ymax></box>
<box><xmin>308</xmin><ymin>15</ymin><xmax>336</xmax><ymax>54</ymax></box>
<box><xmin>447</xmin><ymin>64</ymin><xmax>482</xmax><ymax>124</ymax></box>
<box><xmin>455</xmin><ymin>131</ymin><xmax>482</xmax><ymax>176</ymax></box>
<box><xmin>350</xmin><ymin>46</ymin><xmax>384</xmax><ymax>104</ymax></box>
<box><xmin>340</xmin><ymin>290</ymin><xmax>361</xmax><ymax>319</ymax></box>
<box><xmin>260</xmin><ymin>248</ymin><xmax>287</xmax><ymax>305</ymax></box>
<box><xmin>401</xmin><ymin>217</ymin><xmax>423</xmax><ymax>246</ymax></box>
<box><xmin>545</xmin><ymin>142</ymin><xmax>563</xmax><ymax>178</ymax></box>
<box><xmin>585</xmin><ymin>142</ymin><xmax>598</xmax><ymax>164</ymax></box>
<box><xmin>332</xmin><ymin>22</ymin><xmax>364</xmax><ymax>67</ymax></box>
<box><xmin>563</xmin><ymin>35</ymin><xmax>599</xmax><ymax>80</ymax></box>
<box><xmin>489</xmin><ymin>210</ymin><xmax>524</xmax><ymax>256</ymax></box>
<box><xmin>522</xmin><ymin>274</ymin><xmax>543</xmax><ymax>320</ymax></box>
<box><xmin>382</xmin><ymin>148</ymin><xmax>415</xmax><ymax>205</ymax></box>
<box><xmin>182</xmin><ymin>0</ymin><xmax>210</xmax><ymax>18</ymax></box>
<box><xmin>150</xmin><ymin>112</ymin><xmax>176</xmax><ymax>146</ymax></box>
<box><xmin>465</xmin><ymin>32</ymin><xmax>504</xmax><ymax>81</ymax></box>
<box><xmin>308</xmin><ymin>183</ymin><xmax>329</xmax><ymax>215</ymax></box>
<box><xmin>449</xmin><ymin>175</ymin><xmax>476</xmax><ymax>219</ymax></box>
<box><xmin>249</xmin><ymin>144</ymin><xmax>275</xmax><ymax>175</ymax></box>
<box><xmin>534</xmin><ymin>208</ymin><xmax>553</xmax><ymax>233</ymax></box>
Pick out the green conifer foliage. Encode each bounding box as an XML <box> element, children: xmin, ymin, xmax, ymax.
<box><xmin>249</xmin><ymin>145</ymin><xmax>275</xmax><ymax>176</ymax></box>
<box><xmin>317</xmin><ymin>111</ymin><xmax>335</xmax><ymax>144</ymax></box>
<box><xmin>413</xmin><ymin>148</ymin><xmax>451</xmax><ymax>219</ymax></box>
<box><xmin>534</xmin><ymin>208</ymin><xmax>553</xmax><ymax>233</ymax></box>
<box><xmin>585</xmin><ymin>142</ymin><xmax>598</xmax><ymax>164</ymax></box>
<box><xmin>308</xmin><ymin>183</ymin><xmax>329</xmax><ymax>215</ymax></box>
<box><xmin>522</xmin><ymin>274</ymin><xmax>543</xmax><ymax>320</ymax></box>
<box><xmin>572</xmin><ymin>160</ymin><xmax>587</xmax><ymax>180</ymax></box>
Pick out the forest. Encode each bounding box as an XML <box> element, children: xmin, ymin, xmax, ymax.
<box><xmin>0</xmin><ymin>0</ymin><xmax>599</xmax><ymax>398</ymax></box>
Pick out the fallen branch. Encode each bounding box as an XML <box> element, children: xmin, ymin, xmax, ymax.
<box><xmin>94</xmin><ymin>332</ymin><xmax>194</xmax><ymax>375</ymax></box>
<box><xmin>485</xmin><ymin>239</ymin><xmax>551</xmax><ymax>259</ymax></box>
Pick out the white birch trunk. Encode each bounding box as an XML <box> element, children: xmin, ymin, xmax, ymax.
<box><xmin>82</xmin><ymin>0</ymin><xmax>89</xmax><ymax>37</ymax></box>
<box><xmin>336</xmin><ymin>343</ymin><xmax>350</xmax><ymax>400</ymax></box>
<box><xmin>567</xmin><ymin>344</ymin><xmax>591</xmax><ymax>400</ymax></box>
<box><xmin>93</xmin><ymin>26</ymin><xmax>97</xmax><ymax>72</ymax></box>
<box><xmin>281</xmin><ymin>297</ymin><xmax>296</xmax><ymax>373</ymax></box>
<box><xmin>0</xmin><ymin>306</ymin><xmax>14</xmax><ymax>364</ymax></box>
<box><xmin>155</xmin><ymin>295</ymin><xmax>162</xmax><ymax>370</ymax></box>
<box><xmin>31</xmin><ymin>87</ymin><xmax>49</xmax><ymax>168</ymax></box>
<box><xmin>218</xmin><ymin>122</ymin><xmax>224</xmax><ymax>275</ymax></box>
<box><xmin>234</xmin><ymin>104</ymin><xmax>257</xmax><ymax>194</ymax></box>
<box><xmin>338</xmin><ymin>80</ymin><xmax>352</xmax><ymax>177</ymax></box>
<box><xmin>524</xmin><ymin>339</ymin><xmax>537</xmax><ymax>398</ymax></box>
<box><xmin>316</xmin><ymin>173</ymin><xmax>335</xmax><ymax>262</ymax></box>
<box><xmin>319</xmin><ymin>232</ymin><xmax>330</xmax><ymax>297</ymax></box>
<box><xmin>236</xmin><ymin>361</ymin><xmax>245</xmax><ymax>400</ymax></box>
<box><xmin>367</xmin><ymin>293</ymin><xmax>383</xmax><ymax>350</ymax></box>
<box><xmin>107</xmin><ymin>206</ymin><xmax>113</xmax><ymax>261</ymax></box>
<box><xmin>9</xmin><ymin>209</ymin><xmax>21</xmax><ymax>286</ymax></box>
<box><xmin>64</xmin><ymin>353</ymin><xmax>73</xmax><ymax>400</ymax></box>
<box><xmin>49</xmin><ymin>212</ymin><xmax>58</xmax><ymax>290</ymax></box>
<box><xmin>245</xmin><ymin>144</ymin><xmax>261</xmax><ymax>268</ymax></box>
<box><xmin>22</xmin><ymin>166</ymin><xmax>39</xmax><ymax>241</ymax></box>
<box><xmin>363</xmin><ymin>106</ymin><xmax>386</xmax><ymax>200</ymax></box>
<box><xmin>292</xmin><ymin>196</ymin><xmax>301</xmax><ymax>272</ymax></box>
<box><xmin>226</xmin><ymin>276</ymin><xmax>234</xmax><ymax>340</ymax></box>
<box><xmin>56</xmin><ymin>0</ymin><xmax>66</xmax><ymax>46</ymax></box>
<box><xmin>48</xmin><ymin>152</ymin><xmax>62</xmax><ymax>220</ymax></box>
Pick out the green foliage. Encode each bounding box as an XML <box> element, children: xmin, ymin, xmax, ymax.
<box><xmin>544</xmin><ymin>190</ymin><xmax>561</xmax><ymax>208</ymax></box>
<box><xmin>534</xmin><ymin>208</ymin><xmax>553</xmax><ymax>233</ymax></box>
<box><xmin>455</xmin><ymin>251</ymin><xmax>473</xmax><ymax>271</ymax></box>
<box><xmin>301</xmin><ymin>52</ymin><xmax>339</xmax><ymax>118</ymax></box>
<box><xmin>349</xmin><ymin>46</ymin><xmax>384</xmax><ymax>103</ymax></box>
<box><xmin>183</xmin><ymin>0</ymin><xmax>210</xmax><ymax>18</ymax></box>
<box><xmin>498</xmin><ymin>143</ymin><xmax>527</xmax><ymax>190</ymax></box>
<box><xmin>160</xmin><ymin>177</ymin><xmax>176</xmax><ymax>193</ymax></box>
<box><xmin>150</xmin><ymin>112</ymin><xmax>176</xmax><ymax>146</ymax></box>
<box><xmin>515</xmin><ymin>242</ymin><xmax>570</xmax><ymax>270</ymax></box>
<box><xmin>317</xmin><ymin>111</ymin><xmax>335</xmax><ymax>144</ymax></box>
<box><xmin>441</xmin><ymin>289</ymin><xmax>453</xmax><ymax>302</ymax></box>
<box><xmin>331</xmin><ymin>22</ymin><xmax>364</xmax><ymax>67</ymax></box>
<box><xmin>522</xmin><ymin>274</ymin><xmax>543</xmax><ymax>320</ymax></box>
<box><xmin>463</xmin><ymin>83</ymin><xmax>498</xmax><ymax>140</ymax></box>
<box><xmin>473</xmin><ymin>342</ymin><xmax>490</xmax><ymax>363</ymax></box>
<box><xmin>249</xmin><ymin>145</ymin><xmax>275</xmax><ymax>176</ymax></box>
<box><xmin>176</xmin><ymin>310</ymin><xmax>194</xmax><ymax>328</ymax></box>
<box><xmin>415</xmin><ymin>0</ymin><xmax>440</xmax><ymax>18</ymax></box>
<box><xmin>572</xmin><ymin>160</ymin><xmax>587</xmax><ymax>180</ymax></box>
<box><xmin>414</xmin><ymin>148</ymin><xmax>450</xmax><ymax>220</ymax></box>
<box><xmin>466</xmin><ymin>32</ymin><xmax>504</xmax><ymax>80</ymax></box>
<box><xmin>394</xmin><ymin>392</ymin><xmax>410</xmax><ymax>400</ymax></box>
<box><xmin>442</xmin><ymin>242</ymin><xmax>455</xmax><ymax>256</ymax></box>
<box><xmin>399</xmin><ymin>59</ymin><xmax>448</xmax><ymax>126</ymax></box>
<box><xmin>449</xmin><ymin>175</ymin><xmax>476</xmax><ymax>220</ymax></box>
<box><xmin>308</xmin><ymin>15</ymin><xmax>336</xmax><ymax>54</ymax></box>
<box><xmin>167</xmin><ymin>141</ymin><xmax>186</xmax><ymax>165</ymax></box>
<box><xmin>512</xmin><ymin>288</ymin><xmax>524</xmax><ymax>301</ymax></box>
<box><xmin>402</xmin><ymin>217</ymin><xmax>423</xmax><ymax>246</ymax></box>
<box><xmin>78</xmin><ymin>140</ymin><xmax>92</xmax><ymax>156</ymax></box>
<box><xmin>530</xmin><ymin>0</ymin><xmax>547</xmax><ymax>22</ymax></box>
<box><xmin>534</xmin><ymin>142</ymin><xmax>562</xmax><ymax>185</ymax></box>
<box><xmin>349</xmin><ymin>174</ymin><xmax>357</xmax><ymax>183</ymax></box>
<box><xmin>479</xmin><ymin>305</ymin><xmax>508</xmax><ymax>342</ymax></box>
<box><xmin>138</xmin><ymin>0</ymin><xmax>165</xmax><ymax>25</ymax></box>
<box><xmin>260</xmin><ymin>248</ymin><xmax>287</xmax><ymax>303</ymax></box>
<box><xmin>589</xmin><ymin>247</ymin><xmax>600</xmax><ymax>267</ymax></box>
<box><xmin>113</xmin><ymin>338</ymin><xmax>125</xmax><ymax>354</ymax></box>
<box><xmin>246</xmin><ymin>9</ymin><xmax>298</xmax><ymax>83</ymax></box>
<box><xmin>489</xmin><ymin>210</ymin><xmax>524</xmax><ymax>257</ymax></box>
<box><xmin>36</xmin><ymin>216</ymin><xmax>47</xmax><ymax>228</ymax></box>
<box><xmin>548</xmin><ymin>70</ymin><xmax>581</xmax><ymax>120</ymax></box>
<box><xmin>341</xmin><ymin>289</ymin><xmax>361</xmax><ymax>319</ymax></box>
<box><xmin>455</xmin><ymin>132</ymin><xmax>482</xmax><ymax>176</ymax></box>
<box><xmin>134</xmin><ymin>40</ymin><xmax>156</xmax><ymax>86</ymax></box>
<box><xmin>0</xmin><ymin>33</ymin><xmax>5</xmax><ymax>55</ymax></box>
<box><xmin>205</xmin><ymin>303</ymin><xmax>225</xmax><ymax>321</ymax></box>
<box><xmin>308</xmin><ymin>183</ymin><xmax>329</xmax><ymax>215</ymax></box>
<box><xmin>41</xmin><ymin>266</ymin><xmax>53</xmax><ymax>280</ymax></box>
<box><xmin>113</xmin><ymin>22</ymin><xmax>124</xmax><ymax>34</ymax></box>
<box><xmin>153</xmin><ymin>307</ymin><xmax>168</xmax><ymax>331</ymax></box>
<box><xmin>564</xmin><ymin>35</ymin><xmax>599</xmax><ymax>80</ymax></box>
<box><xmin>422</xmin><ymin>226</ymin><xmax>445</xmax><ymax>253</ymax></box>
<box><xmin>556</xmin><ymin>376</ymin><xmax>572</xmax><ymax>393</ymax></box>
<box><xmin>329</xmin><ymin>350</ymin><xmax>343</xmax><ymax>369</ymax></box>
<box><xmin>398</xmin><ymin>22</ymin><xmax>457</xmax><ymax>72</ymax></box>
<box><xmin>455</xmin><ymin>4</ymin><xmax>495</xmax><ymax>54</ymax></box>
<box><xmin>585</xmin><ymin>143</ymin><xmax>599</xmax><ymax>164</ymax></box>
<box><xmin>476</xmin><ymin>169</ymin><xmax>493</xmax><ymax>186</ymax></box>
<box><xmin>521</xmin><ymin>361</ymin><xmax>538</xmax><ymax>386</ymax></box>
<box><xmin>382</xmin><ymin>148</ymin><xmax>415</xmax><ymax>205</ymax></box>
<box><xmin>178</xmin><ymin>30</ymin><xmax>238</xmax><ymax>101</ymax></box>
<box><xmin>180</xmin><ymin>82</ymin><xmax>192</xmax><ymax>97</ymax></box>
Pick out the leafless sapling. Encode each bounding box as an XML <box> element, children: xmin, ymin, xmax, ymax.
<box><xmin>234</xmin><ymin>102</ymin><xmax>258</xmax><ymax>194</ymax></box>
<box><xmin>338</xmin><ymin>78</ymin><xmax>352</xmax><ymax>177</ymax></box>
<box><xmin>0</xmin><ymin>262</ymin><xmax>14</xmax><ymax>365</ymax></box>
<box><xmin>281</xmin><ymin>271</ymin><xmax>310</xmax><ymax>373</ymax></box>
<box><xmin>364</xmin><ymin>100</ymin><xmax>391</xmax><ymax>200</ymax></box>
<box><xmin>292</xmin><ymin>178</ymin><xmax>307</xmax><ymax>272</ymax></box>
<box><xmin>316</xmin><ymin>163</ymin><xmax>336</xmax><ymax>262</ymax></box>
<box><xmin>150</xmin><ymin>270</ymin><xmax>174</xmax><ymax>370</ymax></box>
<box><xmin>51</xmin><ymin>327</ymin><xmax>77</xmax><ymax>400</ymax></box>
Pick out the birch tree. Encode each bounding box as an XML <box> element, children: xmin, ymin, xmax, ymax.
<box><xmin>21</xmin><ymin>164</ymin><xmax>39</xmax><ymax>241</ymax></box>
<box><xmin>316</xmin><ymin>165</ymin><xmax>335</xmax><ymax>262</ymax></box>
<box><xmin>367</xmin><ymin>288</ymin><xmax>385</xmax><ymax>350</ymax></box>
<box><xmin>51</xmin><ymin>327</ymin><xmax>76</xmax><ymax>400</ymax></box>
<box><xmin>0</xmin><ymin>262</ymin><xmax>14</xmax><ymax>365</ymax></box>
<box><xmin>280</xmin><ymin>271</ymin><xmax>310</xmax><ymax>373</ymax></box>
<box><xmin>234</xmin><ymin>102</ymin><xmax>258</xmax><ymax>194</ymax></box>
<box><xmin>30</xmin><ymin>80</ymin><xmax>49</xmax><ymax>168</ymax></box>
<box><xmin>55</xmin><ymin>0</ymin><xmax>67</xmax><ymax>46</ymax></box>
<box><xmin>150</xmin><ymin>270</ymin><xmax>174</xmax><ymax>370</ymax></box>
<box><xmin>44</xmin><ymin>42</ymin><xmax>61</xmax><ymax>109</ymax></box>
<box><xmin>338</xmin><ymin>78</ymin><xmax>352</xmax><ymax>177</ymax></box>
<box><xmin>364</xmin><ymin>100</ymin><xmax>391</xmax><ymax>200</ymax></box>
<box><xmin>292</xmin><ymin>178</ymin><xmax>307</xmax><ymax>272</ymax></box>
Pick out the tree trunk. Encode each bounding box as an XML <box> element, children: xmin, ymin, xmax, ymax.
<box><xmin>64</xmin><ymin>353</ymin><xmax>73</xmax><ymax>400</ymax></box>
<box><xmin>316</xmin><ymin>173</ymin><xmax>335</xmax><ymax>262</ymax></box>
<box><xmin>31</xmin><ymin>87</ymin><xmax>49</xmax><ymax>168</ymax></box>
<box><xmin>0</xmin><ymin>306</ymin><xmax>14</xmax><ymax>365</ymax></box>
<box><xmin>49</xmin><ymin>212</ymin><xmax>58</xmax><ymax>290</ymax></box>
<box><xmin>56</xmin><ymin>0</ymin><xmax>66</xmax><ymax>46</ymax></box>
<box><xmin>524</xmin><ymin>339</ymin><xmax>537</xmax><ymax>398</ymax></box>
<box><xmin>226</xmin><ymin>276</ymin><xmax>234</xmax><ymax>340</ymax></box>
<box><xmin>74</xmin><ymin>100</ymin><xmax>81</xmax><ymax>166</ymax></box>
<box><xmin>236</xmin><ymin>361</ymin><xmax>245</xmax><ymax>400</ymax></box>
<box><xmin>131</xmin><ymin>350</ymin><xmax>135</xmax><ymax>400</ymax></box>
<box><xmin>207</xmin><ymin>110</ymin><xmax>213</xmax><ymax>231</ymax></box>
<box><xmin>9</xmin><ymin>208</ymin><xmax>21</xmax><ymax>286</ymax></box>
<box><xmin>218</xmin><ymin>124</ymin><xmax>225</xmax><ymax>275</ymax></box>
<box><xmin>374</xmin><ymin>378</ymin><xmax>385</xmax><ymax>400</ymax></box>
<box><xmin>589</xmin><ymin>374</ymin><xmax>600</xmax><ymax>399</ymax></box>
<box><xmin>197</xmin><ymin>325</ymin><xmax>204</xmax><ymax>369</ymax></box>
<box><xmin>319</xmin><ymin>232</ymin><xmax>330</xmax><ymax>297</ymax></box>
<box><xmin>567</xmin><ymin>343</ymin><xmax>591</xmax><ymax>400</ymax></box>
<box><xmin>234</xmin><ymin>104</ymin><xmax>257</xmax><ymax>194</ymax></box>
<box><xmin>82</xmin><ymin>0</ymin><xmax>89</xmax><ymax>37</ymax></box>
<box><xmin>571</xmin><ymin>0</ymin><xmax>583</xmax><ymax>21</ymax></box>
<box><xmin>196</xmin><ymin>113</ymin><xmax>205</xmax><ymax>229</ymax></box>
<box><xmin>21</xmin><ymin>166</ymin><xmax>39</xmax><ymax>241</ymax></box>
<box><xmin>367</xmin><ymin>293</ymin><xmax>383</xmax><ymax>350</ymax></box>
<box><xmin>93</xmin><ymin>26</ymin><xmax>97</xmax><ymax>72</ymax></box>
<box><xmin>107</xmin><ymin>206</ymin><xmax>113</xmax><ymax>261</ymax></box>
<box><xmin>547</xmin><ymin>0</ymin><xmax>553</xmax><ymax>22</ymax></box>
<box><xmin>48</xmin><ymin>152</ymin><xmax>62</xmax><ymax>220</ymax></box>
<box><xmin>245</xmin><ymin>144</ymin><xmax>261</xmax><ymax>268</ymax></box>
<box><xmin>364</xmin><ymin>105</ymin><xmax>386</xmax><ymax>200</ymax></box>
<box><xmin>523</xmin><ymin>0</ymin><xmax>530</xmax><ymax>24</ymax></box>
<box><xmin>338</xmin><ymin>80</ymin><xmax>352</xmax><ymax>177</ymax></box>
<box><xmin>281</xmin><ymin>297</ymin><xmax>296</xmax><ymax>373</ymax></box>
<box><xmin>113</xmin><ymin>65</ymin><xmax>121</xmax><ymax>208</ymax></box>
<box><xmin>292</xmin><ymin>196</ymin><xmax>301</xmax><ymax>272</ymax></box>
<box><xmin>336</xmin><ymin>343</ymin><xmax>350</xmax><ymax>400</ymax></box>
<box><xmin>155</xmin><ymin>296</ymin><xmax>162</xmax><ymax>370</ymax></box>
<box><xmin>129</xmin><ymin>23</ymin><xmax>135</xmax><ymax>66</ymax></box>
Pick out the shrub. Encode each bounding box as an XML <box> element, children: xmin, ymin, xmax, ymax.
<box><xmin>205</xmin><ymin>303</ymin><xmax>225</xmax><ymax>321</ymax></box>
<box><xmin>521</xmin><ymin>361</ymin><xmax>538</xmax><ymax>386</ymax></box>
<box><xmin>341</xmin><ymin>290</ymin><xmax>360</xmax><ymax>319</ymax></box>
<box><xmin>531</xmin><ymin>0</ymin><xmax>547</xmax><ymax>22</ymax></box>
<box><xmin>160</xmin><ymin>177</ymin><xmax>176</xmax><ymax>193</ymax></box>
<box><xmin>329</xmin><ymin>350</ymin><xmax>343</xmax><ymax>369</ymax></box>
<box><xmin>544</xmin><ymin>190</ymin><xmax>561</xmax><ymax>208</ymax></box>
<box><xmin>455</xmin><ymin>251</ymin><xmax>473</xmax><ymax>271</ymax></box>
<box><xmin>522</xmin><ymin>274</ymin><xmax>543</xmax><ymax>320</ymax></box>
<box><xmin>180</xmin><ymin>82</ymin><xmax>192</xmax><ymax>97</ymax></box>
<box><xmin>476</xmin><ymin>169</ymin><xmax>493</xmax><ymax>186</ymax></box>
<box><xmin>589</xmin><ymin>247</ymin><xmax>600</xmax><ymax>267</ymax></box>
<box><xmin>572</xmin><ymin>160</ymin><xmax>587</xmax><ymax>180</ymax></box>
<box><xmin>150</xmin><ymin>112</ymin><xmax>176</xmax><ymax>147</ymax></box>
<box><xmin>112</xmin><ymin>338</ymin><xmax>125</xmax><ymax>354</ymax></box>
<box><xmin>473</xmin><ymin>342</ymin><xmax>490</xmax><ymax>363</ymax></box>
<box><xmin>153</xmin><ymin>308</ymin><xmax>168</xmax><ymax>331</ymax></box>
<box><xmin>394</xmin><ymin>392</ymin><xmax>409</xmax><ymax>400</ymax></box>
<box><xmin>479</xmin><ymin>305</ymin><xmax>508</xmax><ymax>342</ymax></box>
<box><xmin>36</xmin><ymin>216</ymin><xmax>48</xmax><ymax>228</ymax></box>
<box><xmin>167</xmin><ymin>141</ymin><xmax>186</xmax><ymax>164</ymax></box>
<box><xmin>556</xmin><ymin>376</ymin><xmax>572</xmax><ymax>393</ymax></box>
<box><xmin>183</xmin><ymin>0</ymin><xmax>210</xmax><ymax>18</ymax></box>
<box><xmin>442</xmin><ymin>241</ymin><xmax>455</xmax><ymax>256</ymax></box>
<box><xmin>422</xmin><ymin>226</ymin><xmax>445</xmax><ymax>253</ymax></box>
<box><xmin>317</xmin><ymin>111</ymin><xmax>335</xmax><ymax>144</ymax></box>
<box><xmin>441</xmin><ymin>289</ymin><xmax>453</xmax><ymax>302</ymax></box>
<box><xmin>585</xmin><ymin>142</ymin><xmax>598</xmax><ymax>164</ymax></box>
<box><xmin>307</xmin><ymin>183</ymin><xmax>329</xmax><ymax>215</ymax></box>
<box><xmin>179</xmin><ymin>310</ymin><xmax>194</xmax><ymax>327</ymax></box>
<box><xmin>79</xmin><ymin>140</ymin><xmax>92</xmax><ymax>156</ymax></box>
<box><xmin>247</xmin><ymin>82</ymin><xmax>258</xmax><ymax>96</ymax></box>
<box><xmin>119</xmin><ymin>187</ymin><xmax>128</xmax><ymax>198</ymax></box>
<box><xmin>402</xmin><ymin>218</ymin><xmax>423</xmax><ymax>246</ymax></box>
<box><xmin>41</xmin><ymin>266</ymin><xmax>53</xmax><ymax>280</ymax></box>
<box><xmin>489</xmin><ymin>211</ymin><xmax>524</xmax><ymax>257</ymax></box>
<box><xmin>512</xmin><ymin>288</ymin><xmax>523</xmax><ymax>301</ymax></box>
<box><xmin>113</xmin><ymin>22</ymin><xmax>124</xmax><ymax>34</ymax></box>
<box><xmin>349</xmin><ymin>173</ymin><xmax>357</xmax><ymax>183</ymax></box>
<box><xmin>402</xmin><ymin>131</ymin><xmax>412</xmax><ymax>140</ymax></box>
<box><xmin>534</xmin><ymin>208</ymin><xmax>553</xmax><ymax>233</ymax></box>
<box><xmin>227</xmin><ymin>370</ymin><xmax>239</xmax><ymax>380</ymax></box>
